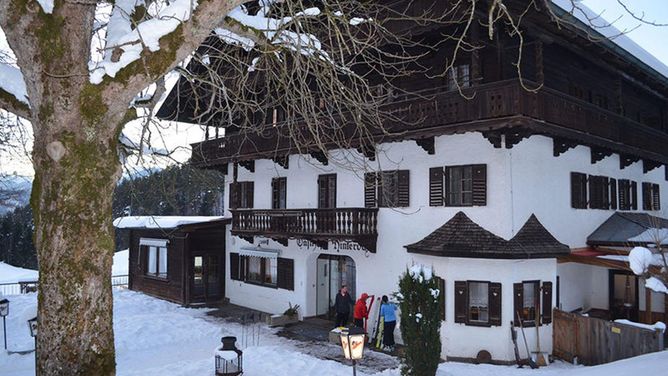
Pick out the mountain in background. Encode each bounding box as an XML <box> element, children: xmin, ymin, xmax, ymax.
<box><xmin>0</xmin><ymin>175</ymin><xmax>32</xmax><ymax>215</ymax></box>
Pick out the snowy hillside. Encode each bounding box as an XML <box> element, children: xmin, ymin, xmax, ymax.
<box><xmin>0</xmin><ymin>175</ymin><xmax>31</xmax><ymax>215</ymax></box>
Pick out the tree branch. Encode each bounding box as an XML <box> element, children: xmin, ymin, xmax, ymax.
<box><xmin>0</xmin><ymin>88</ymin><xmax>31</xmax><ymax>119</ymax></box>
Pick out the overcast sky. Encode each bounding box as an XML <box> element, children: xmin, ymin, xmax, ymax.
<box><xmin>0</xmin><ymin>1</ymin><xmax>667</xmax><ymax>177</ymax></box>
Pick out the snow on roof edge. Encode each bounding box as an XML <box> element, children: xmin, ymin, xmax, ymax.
<box><xmin>551</xmin><ymin>0</ymin><xmax>668</xmax><ymax>80</ymax></box>
<box><xmin>113</xmin><ymin>216</ymin><xmax>229</xmax><ymax>229</ymax></box>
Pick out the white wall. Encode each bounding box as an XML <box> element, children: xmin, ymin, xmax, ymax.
<box><xmin>222</xmin><ymin>131</ymin><xmax>668</xmax><ymax>361</ymax></box>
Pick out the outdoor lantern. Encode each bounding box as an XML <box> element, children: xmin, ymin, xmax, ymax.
<box><xmin>339</xmin><ymin>326</ymin><xmax>366</xmax><ymax>376</ymax></box>
<box><xmin>28</xmin><ymin>316</ymin><xmax>38</xmax><ymax>338</ymax></box>
<box><xmin>214</xmin><ymin>336</ymin><xmax>243</xmax><ymax>376</ymax></box>
<box><xmin>1</xmin><ymin>298</ymin><xmax>8</xmax><ymax>350</ymax></box>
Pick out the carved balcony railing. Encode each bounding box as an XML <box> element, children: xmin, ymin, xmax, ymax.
<box><xmin>191</xmin><ymin>79</ymin><xmax>668</xmax><ymax>166</ymax></box>
<box><xmin>231</xmin><ymin>208</ymin><xmax>378</xmax><ymax>252</ymax></box>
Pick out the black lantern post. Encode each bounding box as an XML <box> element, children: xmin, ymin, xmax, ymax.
<box><xmin>28</xmin><ymin>315</ymin><xmax>37</xmax><ymax>368</ymax></box>
<box><xmin>339</xmin><ymin>326</ymin><xmax>366</xmax><ymax>376</ymax></box>
<box><xmin>214</xmin><ymin>336</ymin><xmax>243</xmax><ymax>376</ymax></box>
<box><xmin>0</xmin><ymin>299</ymin><xmax>8</xmax><ymax>350</ymax></box>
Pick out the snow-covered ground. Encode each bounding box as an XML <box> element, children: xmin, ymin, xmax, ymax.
<box><xmin>1</xmin><ymin>260</ymin><xmax>666</xmax><ymax>375</ymax></box>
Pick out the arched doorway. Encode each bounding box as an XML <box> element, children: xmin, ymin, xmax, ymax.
<box><xmin>316</xmin><ymin>254</ymin><xmax>356</xmax><ymax>318</ymax></box>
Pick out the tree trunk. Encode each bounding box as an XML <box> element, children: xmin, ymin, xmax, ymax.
<box><xmin>31</xmin><ymin>128</ymin><xmax>121</xmax><ymax>375</ymax></box>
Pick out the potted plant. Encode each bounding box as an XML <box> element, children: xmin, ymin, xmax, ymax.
<box><xmin>267</xmin><ymin>302</ymin><xmax>300</xmax><ymax>327</ymax></box>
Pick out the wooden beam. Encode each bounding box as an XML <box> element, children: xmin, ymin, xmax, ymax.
<box><xmin>620</xmin><ymin>154</ymin><xmax>640</xmax><ymax>170</ymax></box>
<box><xmin>643</xmin><ymin>159</ymin><xmax>662</xmax><ymax>174</ymax></box>
<box><xmin>644</xmin><ymin>285</ymin><xmax>652</xmax><ymax>324</ymax></box>
<box><xmin>553</xmin><ymin>137</ymin><xmax>577</xmax><ymax>157</ymax></box>
<box><xmin>535</xmin><ymin>40</ymin><xmax>544</xmax><ymax>86</ymax></box>
<box><xmin>415</xmin><ymin>137</ymin><xmax>435</xmax><ymax>155</ymax></box>
<box><xmin>239</xmin><ymin>160</ymin><xmax>255</xmax><ymax>173</ymax></box>
<box><xmin>272</xmin><ymin>155</ymin><xmax>289</xmax><ymax>170</ymax></box>
<box><xmin>591</xmin><ymin>147</ymin><xmax>613</xmax><ymax>164</ymax></box>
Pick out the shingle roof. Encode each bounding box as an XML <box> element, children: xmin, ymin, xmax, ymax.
<box><xmin>587</xmin><ymin>212</ymin><xmax>668</xmax><ymax>246</ymax></box>
<box><xmin>405</xmin><ymin>212</ymin><xmax>570</xmax><ymax>259</ymax></box>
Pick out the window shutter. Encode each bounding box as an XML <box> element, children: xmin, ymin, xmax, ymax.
<box><xmin>318</xmin><ymin>175</ymin><xmax>327</xmax><ymax>208</ymax></box>
<box><xmin>277</xmin><ymin>258</ymin><xmax>294</xmax><ymax>290</ymax></box>
<box><xmin>542</xmin><ymin>281</ymin><xmax>553</xmax><ymax>324</ymax></box>
<box><xmin>631</xmin><ymin>181</ymin><xmax>638</xmax><ymax>210</ymax></box>
<box><xmin>652</xmin><ymin>183</ymin><xmax>660</xmax><ymax>210</ymax></box>
<box><xmin>489</xmin><ymin>282</ymin><xmax>502</xmax><ymax>326</ymax></box>
<box><xmin>429</xmin><ymin>167</ymin><xmax>444</xmax><ymax>206</ymax></box>
<box><xmin>619</xmin><ymin>179</ymin><xmax>629</xmax><ymax>210</ymax></box>
<box><xmin>435</xmin><ymin>276</ymin><xmax>446</xmax><ymax>321</ymax></box>
<box><xmin>364</xmin><ymin>173</ymin><xmax>377</xmax><ymax>208</ymax></box>
<box><xmin>472</xmin><ymin>164</ymin><xmax>487</xmax><ymax>206</ymax></box>
<box><xmin>229</xmin><ymin>182</ymin><xmax>240</xmax><ymax>209</ymax></box>
<box><xmin>642</xmin><ymin>182</ymin><xmax>652</xmax><ymax>210</ymax></box>
<box><xmin>610</xmin><ymin>178</ymin><xmax>617</xmax><ymax>210</ymax></box>
<box><xmin>397</xmin><ymin>170</ymin><xmax>410</xmax><ymax>207</ymax></box>
<box><xmin>247</xmin><ymin>182</ymin><xmax>254</xmax><ymax>208</ymax></box>
<box><xmin>603</xmin><ymin>177</ymin><xmax>610</xmax><ymax>209</ymax></box>
<box><xmin>444</xmin><ymin>167</ymin><xmax>451</xmax><ymax>206</ymax></box>
<box><xmin>272</xmin><ymin>179</ymin><xmax>279</xmax><ymax>209</ymax></box>
<box><xmin>230</xmin><ymin>253</ymin><xmax>240</xmax><ymax>280</ymax></box>
<box><xmin>570</xmin><ymin>172</ymin><xmax>587</xmax><ymax>209</ymax></box>
<box><xmin>454</xmin><ymin>281</ymin><xmax>467</xmax><ymax>323</ymax></box>
<box><xmin>513</xmin><ymin>283</ymin><xmax>523</xmax><ymax>326</ymax></box>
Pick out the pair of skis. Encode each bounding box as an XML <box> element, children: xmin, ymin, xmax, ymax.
<box><xmin>369</xmin><ymin>296</ymin><xmax>384</xmax><ymax>348</ymax></box>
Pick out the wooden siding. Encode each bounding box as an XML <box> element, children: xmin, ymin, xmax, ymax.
<box><xmin>552</xmin><ymin>309</ymin><xmax>664</xmax><ymax>366</ymax></box>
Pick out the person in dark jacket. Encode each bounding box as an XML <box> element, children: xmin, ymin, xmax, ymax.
<box><xmin>353</xmin><ymin>292</ymin><xmax>371</xmax><ymax>329</ymax></box>
<box><xmin>380</xmin><ymin>295</ymin><xmax>397</xmax><ymax>352</ymax></box>
<box><xmin>334</xmin><ymin>285</ymin><xmax>354</xmax><ymax>328</ymax></box>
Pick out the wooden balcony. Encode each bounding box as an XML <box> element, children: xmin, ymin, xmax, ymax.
<box><xmin>231</xmin><ymin>208</ymin><xmax>378</xmax><ymax>252</ymax></box>
<box><xmin>191</xmin><ymin>79</ymin><xmax>668</xmax><ymax>167</ymax></box>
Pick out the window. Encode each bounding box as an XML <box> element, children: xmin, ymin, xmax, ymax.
<box><xmin>642</xmin><ymin>182</ymin><xmax>661</xmax><ymax>211</ymax></box>
<box><xmin>454</xmin><ymin>280</ymin><xmax>501</xmax><ymax>326</ymax></box>
<box><xmin>429</xmin><ymin>165</ymin><xmax>486</xmax><ymax>207</ymax></box>
<box><xmin>318</xmin><ymin>174</ymin><xmax>337</xmax><ymax>208</ymax></box>
<box><xmin>588</xmin><ymin>175</ymin><xmax>610</xmax><ymax>209</ymax></box>
<box><xmin>272</xmin><ymin>177</ymin><xmax>287</xmax><ymax>209</ymax></box>
<box><xmin>364</xmin><ymin>170</ymin><xmax>409</xmax><ymax>208</ymax></box>
<box><xmin>570</xmin><ymin>172</ymin><xmax>588</xmax><ymax>209</ymax></box>
<box><xmin>229</xmin><ymin>181</ymin><xmax>254</xmax><ymax>209</ymax></box>
<box><xmin>229</xmin><ymin>253</ymin><xmax>294</xmax><ymax>290</ymax></box>
<box><xmin>145</xmin><ymin>245</ymin><xmax>168</xmax><ymax>279</ymax></box>
<box><xmin>514</xmin><ymin>281</ymin><xmax>553</xmax><ymax>326</ymax></box>
<box><xmin>446</xmin><ymin>64</ymin><xmax>470</xmax><ymax>90</ymax></box>
<box><xmin>618</xmin><ymin>179</ymin><xmax>638</xmax><ymax>210</ymax></box>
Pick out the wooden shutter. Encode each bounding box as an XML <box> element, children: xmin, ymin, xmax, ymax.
<box><xmin>229</xmin><ymin>182</ymin><xmax>240</xmax><ymax>209</ymax></box>
<box><xmin>230</xmin><ymin>253</ymin><xmax>240</xmax><ymax>280</ymax></box>
<box><xmin>610</xmin><ymin>178</ymin><xmax>617</xmax><ymax>210</ymax></box>
<box><xmin>397</xmin><ymin>170</ymin><xmax>410</xmax><ymax>207</ymax></box>
<box><xmin>318</xmin><ymin>175</ymin><xmax>327</xmax><ymax>208</ymax></box>
<box><xmin>472</xmin><ymin>164</ymin><xmax>487</xmax><ymax>206</ymax></box>
<box><xmin>364</xmin><ymin>173</ymin><xmax>377</xmax><ymax>208</ymax></box>
<box><xmin>272</xmin><ymin>179</ymin><xmax>280</xmax><ymax>209</ymax></box>
<box><xmin>631</xmin><ymin>181</ymin><xmax>638</xmax><ymax>210</ymax></box>
<box><xmin>603</xmin><ymin>177</ymin><xmax>610</xmax><ymax>209</ymax></box>
<box><xmin>652</xmin><ymin>183</ymin><xmax>660</xmax><ymax>210</ymax></box>
<box><xmin>541</xmin><ymin>281</ymin><xmax>553</xmax><ymax>324</ymax></box>
<box><xmin>443</xmin><ymin>167</ymin><xmax>451</xmax><ymax>206</ymax></box>
<box><xmin>454</xmin><ymin>281</ymin><xmax>468</xmax><ymax>323</ymax></box>
<box><xmin>489</xmin><ymin>282</ymin><xmax>502</xmax><ymax>326</ymax></box>
<box><xmin>277</xmin><ymin>258</ymin><xmax>294</xmax><ymax>290</ymax></box>
<box><xmin>570</xmin><ymin>172</ymin><xmax>587</xmax><ymax>209</ymax></box>
<box><xmin>619</xmin><ymin>179</ymin><xmax>629</xmax><ymax>210</ymax></box>
<box><xmin>642</xmin><ymin>182</ymin><xmax>652</xmax><ymax>210</ymax></box>
<box><xmin>513</xmin><ymin>283</ymin><xmax>523</xmax><ymax>326</ymax></box>
<box><xmin>429</xmin><ymin>167</ymin><xmax>444</xmax><ymax>206</ymax></box>
<box><xmin>435</xmin><ymin>276</ymin><xmax>446</xmax><ymax>321</ymax></box>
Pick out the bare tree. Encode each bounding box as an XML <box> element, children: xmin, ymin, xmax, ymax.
<box><xmin>0</xmin><ymin>0</ymin><xmax>664</xmax><ymax>374</ymax></box>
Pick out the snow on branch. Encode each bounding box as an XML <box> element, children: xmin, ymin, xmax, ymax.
<box><xmin>90</xmin><ymin>0</ymin><xmax>199</xmax><ymax>84</ymax></box>
<box><xmin>0</xmin><ymin>64</ymin><xmax>29</xmax><ymax>106</ymax></box>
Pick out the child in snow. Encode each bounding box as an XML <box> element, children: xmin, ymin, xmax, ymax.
<box><xmin>353</xmin><ymin>293</ymin><xmax>371</xmax><ymax>329</ymax></box>
<box><xmin>380</xmin><ymin>295</ymin><xmax>397</xmax><ymax>352</ymax></box>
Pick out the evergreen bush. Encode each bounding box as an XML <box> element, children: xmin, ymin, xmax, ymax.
<box><xmin>396</xmin><ymin>265</ymin><xmax>442</xmax><ymax>376</ymax></box>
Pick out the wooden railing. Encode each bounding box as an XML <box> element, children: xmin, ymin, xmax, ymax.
<box><xmin>190</xmin><ymin>79</ymin><xmax>668</xmax><ymax>166</ymax></box>
<box><xmin>231</xmin><ymin>208</ymin><xmax>378</xmax><ymax>252</ymax></box>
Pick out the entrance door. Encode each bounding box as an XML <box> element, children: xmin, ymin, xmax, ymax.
<box><xmin>609</xmin><ymin>270</ymin><xmax>639</xmax><ymax>321</ymax></box>
<box><xmin>191</xmin><ymin>254</ymin><xmax>222</xmax><ymax>302</ymax></box>
<box><xmin>315</xmin><ymin>254</ymin><xmax>356</xmax><ymax>318</ymax></box>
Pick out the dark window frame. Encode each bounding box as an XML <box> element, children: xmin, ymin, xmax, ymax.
<box><xmin>229</xmin><ymin>253</ymin><xmax>294</xmax><ymax>290</ymax></box>
<box><xmin>142</xmin><ymin>245</ymin><xmax>168</xmax><ymax>280</ymax></box>
<box><xmin>229</xmin><ymin>181</ymin><xmax>254</xmax><ymax>209</ymax></box>
<box><xmin>431</xmin><ymin>164</ymin><xmax>487</xmax><ymax>207</ymax></box>
<box><xmin>454</xmin><ymin>280</ymin><xmax>502</xmax><ymax>327</ymax></box>
<box><xmin>516</xmin><ymin>280</ymin><xmax>540</xmax><ymax>327</ymax></box>
<box><xmin>364</xmin><ymin>170</ymin><xmax>409</xmax><ymax>208</ymax></box>
<box><xmin>272</xmin><ymin>177</ymin><xmax>287</xmax><ymax>209</ymax></box>
<box><xmin>318</xmin><ymin>174</ymin><xmax>337</xmax><ymax>209</ymax></box>
<box><xmin>642</xmin><ymin>182</ymin><xmax>661</xmax><ymax>211</ymax></box>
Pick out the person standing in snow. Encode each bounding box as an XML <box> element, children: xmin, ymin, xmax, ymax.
<box><xmin>334</xmin><ymin>285</ymin><xmax>354</xmax><ymax>328</ymax></box>
<box><xmin>380</xmin><ymin>295</ymin><xmax>397</xmax><ymax>352</ymax></box>
<box><xmin>353</xmin><ymin>293</ymin><xmax>371</xmax><ymax>329</ymax></box>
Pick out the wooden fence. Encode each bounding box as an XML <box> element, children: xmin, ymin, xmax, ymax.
<box><xmin>553</xmin><ymin>309</ymin><xmax>665</xmax><ymax>365</ymax></box>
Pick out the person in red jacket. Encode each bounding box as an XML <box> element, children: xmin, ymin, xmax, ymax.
<box><xmin>353</xmin><ymin>293</ymin><xmax>371</xmax><ymax>329</ymax></box>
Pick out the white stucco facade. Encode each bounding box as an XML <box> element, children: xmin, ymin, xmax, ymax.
<box><xmin>221</xmin><ymin>131</ymin><xmax>667</xmax><ymax>362</ymax></box>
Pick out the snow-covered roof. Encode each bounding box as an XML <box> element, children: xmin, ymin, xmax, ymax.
<box><xmin>0</xmin><ymin>262</ymin><xmax>38</xmax><ymax>284</ymax></box>
<box><xmin>113</xmin><ymin>216</ymin><xmax>228</xmax><ymax>229</ymax></box>
<box><xmin>552</xmin><ymin>0</ymin><xmax>668</xmax><ymax>80</ymax></box>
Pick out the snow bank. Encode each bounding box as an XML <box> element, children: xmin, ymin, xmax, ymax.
<box><xmin>0</xmin><ymin>64</ymin><xmax>29</xmax><ymax>105</ymax></box>
<box><xmin>645</xmin><ymin>277</ymin><xmax>668</xmax><ymax>294</ymax></box>
<box><xmin>628</xmin><ymin>228</ymin><xmax>668</xmax><ymax>245</ymax></box>
<box><xmin>36</xmin><ymin>0</ymin><xmax>54</xmax><ymax>14</ymax></box>
<box><xmin>113</xmin><ymin>215</ymin><xmax>225</xmax><ymax>229</ymax></box>
<box><xmin>0</xmin><ymin>262</ymin><xmax>38</xmax><ymax>284</ymax></box>
<box><xmin>614</xmin><ymin>319</ymin><xmax>666</xmax><ymax>333</ymax></box>
<box><xmin>113</xmin><ymin>249</ymin><xmax>130</xmax><ymax>276</ymax></box>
